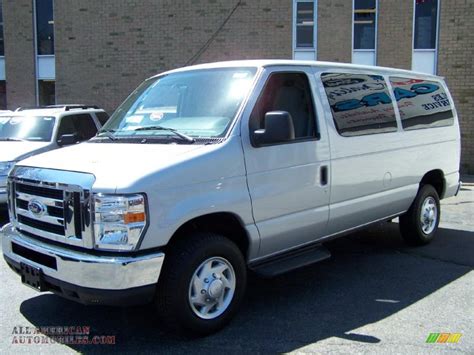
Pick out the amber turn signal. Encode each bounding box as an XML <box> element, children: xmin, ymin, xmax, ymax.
<box><xmin>123</xmin><ymin>212</ymin><xmax>146</xmax><ymax>224</ymax></box>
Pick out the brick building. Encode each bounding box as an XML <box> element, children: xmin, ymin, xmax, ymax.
<box><xmin>0</xmin><ymin>0</ymin><xmax>473</xmax><ymax>172</ymax></box>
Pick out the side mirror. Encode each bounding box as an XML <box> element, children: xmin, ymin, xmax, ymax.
<box><xmin>253</xmin><ymin>111</ymin><xmax>295</xmax><ymax>146</ymax></box>
<box><xmin>57</xmin><ymin>133</ymin><xmax>79</xmax><ymax>147</ymax></box>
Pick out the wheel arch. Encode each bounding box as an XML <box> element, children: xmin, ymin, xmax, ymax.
<box><xmin>419</xmin><ymin>169</ymin><xmax>445</xmax><ymax>198</ymax></box>
<box><xmin>165</xmin><ymin>212</ymin><xmax>252</xmax><ymax>260</ymax></box>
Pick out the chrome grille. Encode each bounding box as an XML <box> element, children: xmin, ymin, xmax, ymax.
<box><xmin>15</xmin><ymin>183</ymin><xmax>66</xmax><ymax>236</ymax></box>
<box><xmin>8</xmin><ymin>167</ymin><xmax>95</xmax><ymax>249</ymax></box>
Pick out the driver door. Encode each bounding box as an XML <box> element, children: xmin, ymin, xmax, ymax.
<box><xmin>241</xmin><ymin>66</ymin><xmax>331</xmax><ymax>258</ymax></box>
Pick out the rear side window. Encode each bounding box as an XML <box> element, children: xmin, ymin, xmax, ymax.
<box><xmin>57</xmin><ymin>114</ymin><xmax>98</xmax><ymax>141</ymax></box>
<box><xmin>321</xmin><ymin>73</ymin><xmax>397</xmax><ymax>137</ymax></box>
<box><xmin>96</xmin><ymin>112</ymin><xmax>110</xmax><ymax>126</ymax></box>
<box><xmin>390</xmin><ymin>77</ymin><xmax>454</xmax><ymax>130</ymax></box>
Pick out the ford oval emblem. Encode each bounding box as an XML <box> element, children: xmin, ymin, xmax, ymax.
<box><xmin>28</xmin><ymin>200</ymin><xmax>46</xmax><ymax>217</ymax></box>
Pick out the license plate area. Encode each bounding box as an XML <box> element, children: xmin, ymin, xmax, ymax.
<box><xmin>20</xmin><ymin>262</ymin><xmax>44</xmax><ymax>291</ymax></box>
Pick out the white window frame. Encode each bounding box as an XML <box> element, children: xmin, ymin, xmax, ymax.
<box><xmin>33</xmin><ymin>0</ymin><xmax>56</xmax><ymax>105</ymax></box>
<box><xmin>0</xmin><ymin>2</ymin><xmax>5</xmax><ymax>81</ymax></box>
<box><xmin>352</xmin><ymin>0</ymin><xmax>378</xmax><ymax>66</ymax></box>
<box><xmin>412</xmin><ymin>0</ymin><xmax>440</xmax><ymax>74</ymax></box>
<box><xmin>292</xmin><ymin>0</ymin><xmax>318</xmax><ymax>60</ymax></box>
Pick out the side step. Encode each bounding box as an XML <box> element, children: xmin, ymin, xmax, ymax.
<box><xmin>249</xmin><ymin>244</ymin><xmax>331</xmax><ymax>278</ymax></box>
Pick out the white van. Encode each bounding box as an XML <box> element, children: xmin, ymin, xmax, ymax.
<box><xmin>1</xmin><ymin>61</ymin><xmax>461</xmax><ymax>335</ymax></box>
<box><xmin>0</xmin><ymin>105</ymin><xmax>109</xmax><ymax>205</ymax></box>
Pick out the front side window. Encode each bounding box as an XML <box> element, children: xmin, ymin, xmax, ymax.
<box><xmin>322</xmin><ymin>72</ymin><xmax>397</xmax><ymax>136</ymax></box>
<box><xmin>36</xmin><ymin>0</ymin><xmax>54</xmax><ymax>55</ymax></box>
<box><xmin>0</xmin><ymin>116</ymin><xmax>56</xmax><ymax>141</ymax></box>
<box><xmin>414</xmin><ymin>0</ymin><xmax>438</xmax><ymax>49</ymax></box>
<box><xmin>57</xmin><ymin>114</ymin><xmax>97</xmax><ymax>141</ymax></box>
<box><xmin>390</xmin><ymin>77</ymin><xmax>454</xmax><ymax>130</ymax></box>
<box><xmin>101</xmin><ymin>67</ymin><xmax>257</xmax><ymax>141</ymax></box>
<box><xmin>353</xmin><ymin>0</ymin><xmax>377</xmax><ymax>50</ymax></box>
<box><xmin>250</xmin><ymin>72</ymin><xmax>317</xmax><ymax>140</ymax></box>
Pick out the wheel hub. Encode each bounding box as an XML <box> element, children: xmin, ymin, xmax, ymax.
<box><xmin>188</xmin><ymin>256</ymin><xmax>236</xmax><ymax>320</ymax></box>
<box><xmin>420</xmin><ymin>196</ymin><xmax>438</xmax><ymax>235</ymax></box>
<box><xmin>428</xmin><ymin>209</ymin><xmax>434</xmax><ymax>219</ymax></box>
<box><xmin>208</xmin><ymin>279</ymin><xmax>224</xmax><ymax>298</ymax></box>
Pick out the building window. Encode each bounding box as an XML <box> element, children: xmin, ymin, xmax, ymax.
<box><xmin>353</xmin><ymin>0</ymin><xmax>376</xmax><ymax>49</ymax></box>
<box><xmin>414</xmin><ymin>0</ymin><xmax>438</xmax><ymax>49</ymax></box>
<box><xmin>0</xmin><ymin>81</ymin><xmax>6</xmax><ymax>109</ymax></box>
<box><xmin>0</xmin><ymin>0</ymin><xmax>5</xmax><ymax>103</ymax></box>
<box><xmin>296</xmin><ymin>2</ymin><xmax>315</xmax><ymax>48</ymax></box>
<box><xmin>0</xmin><ymin>0</ymin><xmax>4</xmax><ymax>56</ymax></box>
<box><xmin>293</xmin><ymin>1</ymin><xmax>317</xmax><ymax>60</ymax></box>
<box><xmin>36</xmin><ymin>0</ymin><xmax>54</xmax><ymax>55</ymax></box>
<box><xmin>35</xmin><ymin>0</ymin><xmax>55</xmax><ymax>105</ymax></box>
<box><xmin>412</xmin><ymin>0</ymin><xmax>439</xmax><ymax>74</ymax></box>
<box><xmin>352</xmin><ymin>0</ymin><xmax>377</xmax><ymax>66</ymax></box>
<box><xmin>38</xmin><ymin>80</ymin><xmax>55</xmax><ymax>106</ymax></box>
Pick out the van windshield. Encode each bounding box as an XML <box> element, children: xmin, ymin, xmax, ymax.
<box><xmin>99</xmin><ymin>67</ymin><xmax>257</xmax><ymax>141</ymax></box>
<box><xmin>0</xmin><ymin>116</ymin><xmax>56</xmax><ymax>142</ymax></box>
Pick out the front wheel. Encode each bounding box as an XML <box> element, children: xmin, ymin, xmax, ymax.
<box><xmin>155</xmin><ymin>233</ymin><xmax>246</xmax><ymax>335</ymax></box>
<box><xmin>399</xmin><ymin>184</ymin><xmax>440</xmax><ymax>246</ymax></box>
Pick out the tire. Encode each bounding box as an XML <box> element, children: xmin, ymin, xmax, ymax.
<box><xmin>155</xmin><ymin>232</ymin><xmax>247</xmax><ymax>336</ymax></box>
<box><xmin>399</xmin><ymin>184</ymin><xmax>440</xmax><ymax>246</ymax></box>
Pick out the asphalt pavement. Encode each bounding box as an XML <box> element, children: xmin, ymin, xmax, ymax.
<box><xmin>0</xmin><ymin>182</ymin><xmax>472</xmax><ymax>354</ymax></box>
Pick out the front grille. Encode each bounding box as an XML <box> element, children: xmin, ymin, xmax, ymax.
<box><xmin>17</xmin><ymin>214</ymin><xmax>65</xmax><ymax>235</ymax></box>
<box><xmin>16</xmin><ymin>183</ymin><xmax>63</xmax><ymax>200</ymax></box>
<box><xmin>10</xmin><ymin>178</ymin><xmax>92</xmax><ymax>248</ymax></box>
<box><xmin>16</xmin><ymin>198</ymin><xmax>64</xmax><ymax>219</ymax></box>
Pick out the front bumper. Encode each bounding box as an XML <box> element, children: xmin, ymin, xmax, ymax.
<box><xmin>1</xmin><ymin>223</ymin><xmax>165</xmax><ymax>305</ymax></box>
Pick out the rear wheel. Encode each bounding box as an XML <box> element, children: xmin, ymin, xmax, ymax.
<box><xmin>399</xmin><ymin>184</ymin><xmax>440</xmax><ymax>246</ymax></box>
<box><xmin>155</xmin><ymin>232</ymin><xmax>246</xmax><ymax>336</ymax></box>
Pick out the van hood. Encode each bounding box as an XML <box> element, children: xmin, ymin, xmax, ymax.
<box><xmin>16</xmin><ymin>141</ymin><xmax>214</xmax><ymax>191</ymax></box>
<box><xmin>0</xmin><ymin>141</ymin><xmax>51</xmax><ymax>162</ymax></box>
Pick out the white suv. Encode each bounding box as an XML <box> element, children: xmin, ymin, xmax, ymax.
<box><xmin>0</xmin><ymin>105</ymin><xmax>109</xmax><ymax>204</ymax></box>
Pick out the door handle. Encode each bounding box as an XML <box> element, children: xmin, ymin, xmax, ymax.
<box><xmin>320</xmin><ymin>165</ymin><xmax>328</xmax><ymax>186</ymax></box>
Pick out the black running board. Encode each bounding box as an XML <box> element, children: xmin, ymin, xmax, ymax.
<box><xmin>249</xmin><ymin>244</ymin><xmax>331</xmax><ymax>278</ymax></box>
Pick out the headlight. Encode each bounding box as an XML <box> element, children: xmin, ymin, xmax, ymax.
<box><xmin>93</xmin><ymin>193</ymin><xmax>148</xmax><ymax>251</ymax></box>
<box><xmin>0</xmin><ymin>161</ymin><xmax>15</xmax><ymax>175</ymax></box>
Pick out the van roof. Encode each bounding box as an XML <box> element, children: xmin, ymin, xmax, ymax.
<box><xmin>155</xmin><ymin>60</ymin><xmax>442</xmax><ymax>80</ymax></box>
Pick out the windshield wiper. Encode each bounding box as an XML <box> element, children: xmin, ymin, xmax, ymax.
<box><xmin>0</xmin><ymin>137</ymin><xmax>27</xmax><ymax>142</ymax></box>
<box><xmin>133</xmin><ymin>126</ymin><xmax>195</xmax><ymax>143</ymax></box>
<box><xmin>96</xmin><ymin>129</ymin><xmax>118</xmax><ymax>141</ymax></box>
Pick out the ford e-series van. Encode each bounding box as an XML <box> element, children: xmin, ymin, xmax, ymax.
<box><xmin>2</xmin><ymin>60</ymin><xmax>461</xmax><ymax>335</ymax></box>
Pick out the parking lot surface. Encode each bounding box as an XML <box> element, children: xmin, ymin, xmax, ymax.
<box><xmin>0</xmin><ymin>182</ymin><xmax>472</xmax><ymax>354</ymax></box>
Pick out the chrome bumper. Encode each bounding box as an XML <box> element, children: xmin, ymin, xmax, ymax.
<box><xmin>1</xmin><ymin>223</ymin><xmax>165</xmax><ymax>291</ymax></box>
